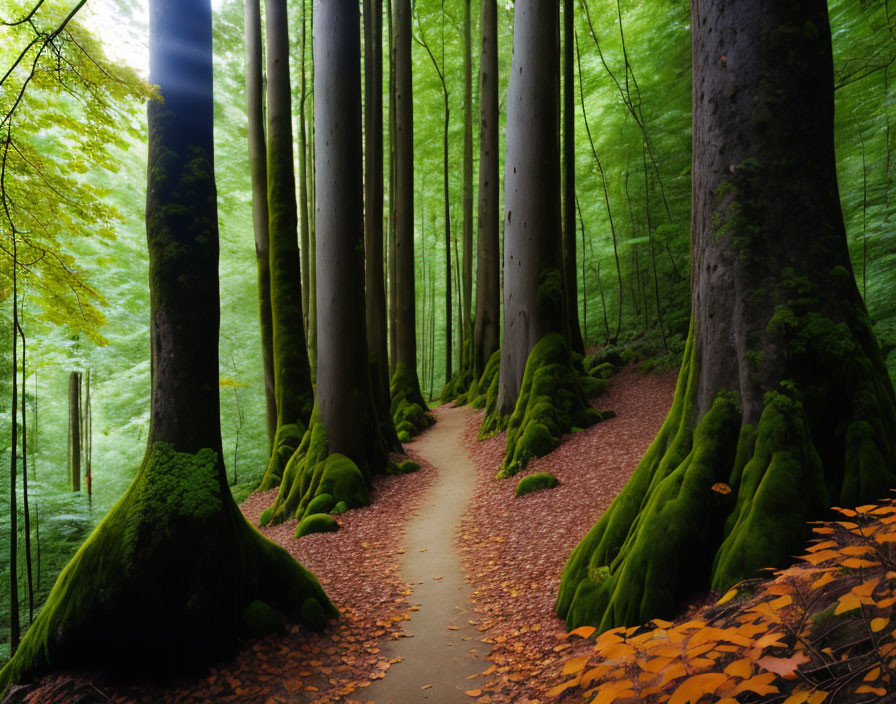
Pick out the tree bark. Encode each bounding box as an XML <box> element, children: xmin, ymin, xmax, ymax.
<box><xmin>562</xmin><ymin>0</ymin><xmax>583</xmax><ymax>354</ymax></box>
<box><xmin>243</xmin><ymin>0</ymin><xmax>277</xmax><ymax>447</ymax></box>
<box><xmin>257</xmin><ymin>0</ymin><xmax>315</xmax><ymax>490</ymax></box>
<box><xmin>299</xmin><ymin>0</ymin><xmax>312</xmax><ymax>353</ymax></box>
<box><xmin>495</xmin><ymin>0</ymin><xmax>564</xmax><ymax>415</ymax></box>
<box><xmin>558</xmin><ymin>0</ymin><xmax>896</xmax><ymax>633</ymax></box>
<box><xmin>461</xmin><ymin>0</ymin><xmax>473</xmax><ymax>365</ymax></box>
<box><xmin>472</xmin><ymin>0</ymin><xmax>500</xmax><ymax>381</ymax></box>
<box><xmin>365</xmin><ymin>0</ymin><xmax>401</xmax><ymax>451</ymax></box>
<box><xmin>392</xmin><ymin>0</ymin><xmax>427</xmax><ymax>410</ymax></box>
<box><xmin>68</xmin><ymin>371</ymin><xmax>81</xmax><ymax>492</ymax></box>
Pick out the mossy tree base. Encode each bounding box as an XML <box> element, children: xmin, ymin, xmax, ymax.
<box><xmin>0</xmin><ymin>443</ymin><xmax>336</xmax><ymax>692</ymax></box>
<box><xmin>257</xmin><ymin>421</ymin><xmax>305</xmax><ymax>491</ymax></box>
<box><xmin>484</xmin><ymin>333</ymin><xmax>613</xmax><ymax>477</ymax></box>
<box><xmin>390</xmin><ymin>363</ymin><xmax>434</xmax><ymax>443</ymax></box>
<box><xmin>556</xmin><ymin>317</ymin><xmax>896</xmax><ymax>632</ymax></box>
<box><xmin>467</xmin><ymin>348</ymin><xmax>501</xmax><ymax>411</ymax></box>
<box><xmin>260</xmin><ymin>408</ymin><xmax>372</xmax><ymax>527</ymax></box>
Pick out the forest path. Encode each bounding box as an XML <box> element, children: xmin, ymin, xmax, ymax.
<box><xmin>364</xmin><ymin>405</ymin><xmax>484</xmax><ymax>704</ymax></box>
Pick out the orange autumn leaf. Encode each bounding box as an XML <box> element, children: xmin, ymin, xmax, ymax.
<box><xmin>757</xmin><ymin>652</ymin><xmax>809</xmax><ymax>679</ymax></box>
<box><xmin>723</xmin><ymin>658</ymin><xmax>752</xmax><ymax>679</ymax></box>
<box><xmin>562</xmin><ymin>656</ymin><xmax>590</xmax><ymax>675</ymax></box>
<box><xmin>712</xmin><ymin>482</ymin><xmax>732</xmax><ymax>495</ymax></box>
<box><xmin>668</xmin><ymin>673</ymin><xmax>730</xmax><ymax>704</ymax></box>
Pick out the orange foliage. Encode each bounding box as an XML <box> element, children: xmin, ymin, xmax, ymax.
<box><xmin>553</xmin><ymin>498</ymin><xmax>896</xmax><ymax>702</ymax></box>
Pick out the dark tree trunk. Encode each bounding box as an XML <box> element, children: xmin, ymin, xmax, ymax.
<box><xmin>365</xmin><ymin>0</ymin><xmax>401</xmax><ymax>451</ymax></box>
<box><xmin>299</xmin><ymin>0</ymin><xmax>312</xmax><ymax>354</ymax></box>
<box><xmin>391</xmin><ymin>0</ymin><xmax>428</xmax><ymax>413</ymax></box>
<box><xmin>316</xmin><ymin>0</ymin><xmax>388</xmax><ymax>474</ymax></box>
<box><xmin>562</xmin><ymin>0</ymin><xmax>583</xmax><ymax>354</ymax></box>
<box><xmin>0</xmin><ymin>1</ymin><xmax>334</xmax><ymax>688</ymax></box>
<box><xmin>243</xmin><ymin>0</ymin><xmax>277</xmax><ymax>447</ymax></box>
<box><xmin>495</xmin><ymin>0</ymin><xmax>564</xmax><ymax>414</ymax></box>
<box><xmin>472</xmin><ymin>0</ymin><xmax>500</xmax><ymax>381</ymax></box>
<box><xmin>558</xmin><ymin>0</ymin><xmax>896</xmax><ymax>633</ymax></box>
<box><xmin>68</xmin><ymin>371</ymin><xmax>81</xmax><ymax>492</ymax></box>
<box><xmin>257</xmin><ymin>0</ymin><xmax>315</xmax><ymax>490</ymax></box>
<box><xmin>461</xmin><ymin>0</ymin><xmax>473</xmax><ymax>366</ymax></box>
<box><xmin>387</xmin><ymin>0</ymin><xmax>397</xmax><ymax>377</ymax></box>
<box><xmin>8</xmin><ymin>234</ymin><xmax>20</xmax><ymax>654</ymax></box>
<box><xmin>481</xmin><ymin>0</ymin><xmax>607</xmax><ymax>476</ymax></box>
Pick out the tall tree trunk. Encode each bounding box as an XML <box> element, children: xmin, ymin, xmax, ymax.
<box><xmin>391</xmin><ymin>0</ymin><xmax>428</xmax><ymax>415</ymax></box>
<box><xmin>17</xmin><ymin>320</ymin><xmax>32</xmax><ymax>624</ymax></box>
<box><xmin>482</xmin><ymin>0</ymin><xmax>608</xmax><ymax>475</ymax></box>
<box><xmin>387</xmin><ymin>0</ymin><xmax>397</xmax><ymax>377</ymax></box>
<box><xmin>68</xmin><ymin>371</ymin><xmax>81</xmax><ymax>493</ymax></box>
<box><xmin>495</xmin><ymin>0</ymin><xmax>564</xmax><ymax>414</ymax></box>
<box><xmin>558</xmin><ymin>0</ymin><xmax>896</xmax><ymax>633</ymax></box>
<box><xmin>472</xmin><ymin>0</ymin><xmax>500</xmax><ymax>381</ymax></box>
<box><xmin>257</xmin><ymin>0</ymin><xmax>315</xmax><ymax>490</ymax></box>
<box><xmin>0</xmin><ymin>1</ymin><xmax>334</xmax><ymax>688</ymax></box>
<box><xmin>364</xmin><ymin>0</ymin><xmax>401</xmax><ymax>450</ymax></box>
<box><xmin>243</xmin><ymin>0</ymin><xmax>277</xmax><ymax>447</ymax></box>
<box><xmin>299</xmin><ymin>0</ymin><xmax>312</xmax><ymax>360</ymax></box>
<box><xmin>8</xmin><ymin>228</ymin><xmax>20</xmax><ymax>653</ymax></box>
<box><xmin>562</xmin><ymin>0</ymin><xmax>584</xmax><ymax>354</ymax></box>
<box><xmin>461</xmin><ymin>0</ymin><xmax>473</xmax><ymax>366</ymax></box>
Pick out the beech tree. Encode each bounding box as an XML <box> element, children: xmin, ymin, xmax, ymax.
<box><xmin>364</xmin><ymin>0</ymin><xmax>400</xmax><ymax>451</ymax></box>
<box><xmin>243</xmin><ymin>0</ymin><xmax>276</xmax><ymax>446</ymax></box>
<box><xmin>0</xmin><ymin>0</ymin><xmax>334</xmax><ymax>688</ymax></box>
<box><xmin>257</xmin><ymin>0</ymin><xmax>314</xmax><ymax>491</ymax></box>
<box><xmin>468</xmin><ymin>0</ymin><xmax>500</xmax><ymax>405</ymax></box>
<box><xmin>390</xmin><ymin>0</ymin><xmax>432</xmax><ymax>443</ymax></box>
<box><xmin>558</xmin><ymin>0</ymin><xmax>896</xmax><ymax>632</ymax></box>
<box><xmin>480</xmin><ymin>0</ymin><xmax>607</xmax><ymax>476</ymax></box>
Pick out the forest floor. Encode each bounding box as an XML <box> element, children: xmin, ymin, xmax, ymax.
<box><xmin>4</xmin><ymin>366</ymin><xmax>677</xmax><ymax>704</ymax></box>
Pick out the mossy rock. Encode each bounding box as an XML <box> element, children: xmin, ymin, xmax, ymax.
<box><xmin>330</xmin><ymin>501</ymin><xmax>349</xmax><ymax>515</ymax></box>
<box><xmin>296</xmin><ymin>513</ymin><xmax>339</xmax><ymax>538</ymax></box>
<box><xmin>388</xmin><ymin>459</ymin><xmax>419</xmax><ymax>475</ymax></box>
<box><xmin>397</xmin><ymin>430</ymin><xmax>412</xmax><ymax>443</ymax></box>
<box><xmin>318</xmin><ymin>454</ymin><xmax>369</xmax><ymax>509</ymax></box>
<box><xmin>395</xmin><ymin>420</ymin><xmax>416</xmax><ymax>436</ymax></box>
<box><xmin>241</xmin><ymin>600</ymin><xmax>284</xmax><ymax>637</ymax></box>
<box><xmin>390</xmin><ymin>363</ymin><xmax>435</xmax><ymax>442</ymax></box>
<box><xmin>301</xmin><ymin>597</ymin><xmax>328</xmax><ymax>632</ymax></box>
<box><xmin>588</xmin><ymin>346</ymin><xmax>624</xmax><ymax>368</ymax></box>
<box><xmin>302</xmin><ymin>493</ymin><xmax>335</xmax><ymax>520</ymax></box>
<box><xmin>506</xmin><ymin>423</ymin><xmax>556</xmax><ymax>474</ymax></box>
<box><xmin>515</xmin><ymin>472</ymin><xmax>559</xmax><ymax>497</ymax></box>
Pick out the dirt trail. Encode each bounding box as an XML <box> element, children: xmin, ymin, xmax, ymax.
<box><xmin>364</xmin><ymin>405</ymin><xmax>484</xmax><ymax>704</ymax></box>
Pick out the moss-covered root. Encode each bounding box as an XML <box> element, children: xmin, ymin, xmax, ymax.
<box><xmin>515</xmin><ymin>472</ymin><xmax>559</xmax><ymax>497</ymax></box>
<box><xmin>496</xmin><ymin>333</ymin><xmax>613</xmax><ymax>477</ymax></box>
<box><xmin>472</xmin><ymin>347</ymin><xmax>501</xmax><ymax>414</ymax></box>
<box><xmin>390</xmin><ymin>363</ymin><xmax>435</xmax><ymax>443</ymax></box>
<box><xmin>256</xmin><ymin>422</ymin><xmax>305</xmax><ymax>491</ymax></box>
<box><xmin>554</xmin><ymin>321</ymin><xmax>892</xmax><ymax>633</ymax></box>
<box><xmin>0</xmin><ymin>443</ymin><xmax>336</xmax><ymax>692</ymax></box>
<box><xmin>260</xmin><ymin>409</ymin><xmax>370</xmax><ymax>527</ymax></box>
<box><xmin>440</xmin><ymin>330</ymin><xmax>475</xmax><ymax>405</ymax></box>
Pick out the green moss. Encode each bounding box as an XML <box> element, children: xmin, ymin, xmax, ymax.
<box><xmin>515</xmin><ymin>472</ymin><xmax>559</xmax><ymax>497</ymax></box>
<box><xmin>300</xmin><ymin>597</ymin><xmax>328</xmax><ymax>632</ymax></box>
<box><xmin>471</xmin><ymin>348</ymin><xmax>501</xmax><ymax>411</ymax></box>
<box><xmin>260</xmin><ymin>409</ymin><xmax>371</xmax><ymax>526</ymax></box>
<box><xmin>296</xmin><ymin>513</ymin><xmax>339</xmax><ymax>538</ymax></box>
<box><xmin>581</xmin><ymin>376</ymin><xmax>609</xmax><ymax>398</ymax></box>
<box><xmin>498</xmin><ymin>334</ymin><xmax>613</xmax><ymax>477</ymax></box>
<box><xmin>257</xmin><ymin>422</ymin><xmax>305</xmax><ymax>491</ymax></box>
<box><xmin>331</xmin><ymin>501</ymin><xmax>349</xmax><ymax>515</ymax></box>
<box><xmin>590</xmin><ymin>362</ymin><xmax>617</xmax><ymax>380</ymax></box>
<box><xmin>388</xmin><ymin>459</ymin><xmax>419</xmax><ymax>475</ymax></box>
<box><xmin>0</xmin><ymin>442</ymin><xmax>336</xmax><ymax>691</ymax></box>
<box><xmin>302</xmin><ymin>493</ymin><xmax>335</xmax><ymax>519</ymax></box>
<box><xmin>241</xmin><ymin>600</ymin><xmax>284</xmax><ymax>637</ymax></box>
<box><xmin>390</xmin><ymin>363</ymin><xmax>435</xmax><ymax>442</ymax></box>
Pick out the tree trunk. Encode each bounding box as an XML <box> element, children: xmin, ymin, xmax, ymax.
<box><xmin>299</xmin><ymin>0</ymin><xmax>312</xmax><ymax>362</ymax></box>
<box><xmin>461</xmin><ymin>0</ymin><xmax>473</xmax><ymax>368</ymax></box>
<box><xmin>68</xmin><ymin>371</ymin><xmax>81</xmax><ymax>492</ymax></box>
<box><xmin>8</xmin><ymin>234</ymin><xmax>20</xmax><ymax>654</ymax></box>
<box><xmin>387</xmin><ymin>0</ymin><xmax>397</xmax><ymax>377</ymax></box>
<box><xmin>365</xmin><ymin>0</ymin><xmax>401</xmax><ymax>451</ymax></box>
<box><xmin>257</xmin><ymin>0</ymin><xmax>315</xmax><ymax>491</ymax></box>
<box><xmin>472</xmin><ymin>0</ymin><xmax>500</xmax><ymax>381</ymax></box>
<box><xmin>562</xmin><ymin>0</ymin><xmax>583</xmax><ymax>355</ymax></box>
<box><xmin>391</xmin><ymin>0</ymin><xmax>429</xmax><ymax>421</ymax></box>
<box><xmin>482</xmin><ymin>0</ymin><xmax>608</xmax><ymax>476</ymax></box>
<box><xmin>243</xmin><ymin>0</ymin><xmax>277</xmax><ymax>448</ymax></box>
<box><xmin>0</xmin><ymin>0</ymin><xmax>335</xmax><ymax>687</ymax></box>
<box><xmin>558</xmin><ymin>0</ymin><xmax>896</xmax><ymax>633</ymax></box>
